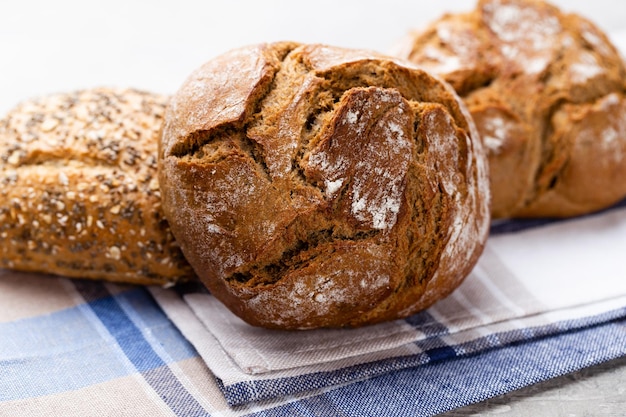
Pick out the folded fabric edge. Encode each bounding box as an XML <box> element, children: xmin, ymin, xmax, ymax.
<box><xmin>228</xmin><ymin>314</ymin><xmax>626</xmax><ymax>410</ymax></box>
<box><xmin>241</xmin><ymin>317</ymin><xmax>626</xmax><ymax>417</ymax></box>
<box><xmin>183</xmin><ymin>292</ymin><xmax>423</xmax><ymax>374</ymax></box>
<box><xmin>193</xmin><ymin>304</ymin><xmax>626</xmax><ymax>406</ymax></box>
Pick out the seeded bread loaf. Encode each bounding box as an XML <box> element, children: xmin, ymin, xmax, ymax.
<box><xmin>159</xmin><ymin>42</ymin><xmax>490</xmax><ymax>329</ymax></box>
<box><xmin>393</xmin><ymin>0</ymin><xmax>626</xmax><ymax>218</ymax></box>
<box><xmin>0</xmin><ymin>88</ymin><xmax>194</xmax><ymax>285</ymax></box>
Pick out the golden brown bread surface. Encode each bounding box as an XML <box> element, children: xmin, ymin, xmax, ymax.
<box><xmin>0</xmin><ymin>88</ymin><xmax>194</xmax><ymax>285</ymax></box>
<box><xmin>393</xmin><ymin>0</ymin><xmax>626</xmax><ymax>218</ymax></box>
<box><xmin>159</xmin><ymin>42</ymin><xmax>490</xmax><ymax>329</ymax></box>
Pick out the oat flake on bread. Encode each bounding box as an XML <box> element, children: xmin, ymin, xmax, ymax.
<box><xmin>159</xmin><ymin>42</ymin><xmax>490</xmax><ymax>329</ymax></box>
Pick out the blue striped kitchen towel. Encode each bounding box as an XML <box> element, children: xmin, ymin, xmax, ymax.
<box><xmin>150</xmin><ymin>198</ymin><xmax>626</xmax><ymax>407</ymax></box>
<box><xmin>1</xmin><ymin>268</ymin><xmax>625</xmax><ymax>417</ymax></box>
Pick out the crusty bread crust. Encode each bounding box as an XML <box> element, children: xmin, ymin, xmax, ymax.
<box><xmin>395</xmin><ymin>0</ymin><xmax>626</xmax><ymax>218</ymax></box>
<box><xmin>159</xmin><ymin>43</ymin><xmax>490</xmax><ymax>329</ymax></box>
<box><xmin>0</xmin><ymin>88</ymin><xmax>195</xmax><ymax>285</ymax></box>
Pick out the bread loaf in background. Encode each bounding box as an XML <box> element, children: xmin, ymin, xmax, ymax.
<box><xmin>159</xmin><ymin>42</ymin><xmax>491</xmax><ymax>329</ymax></box>
<box><xmin>393</xmin><ymin>0</ymin><xmax>626</xmax><ymax>218</ymax></box>
<box><xmin>0</xmin><ymin>88</ymin><xmax>195</xmax><ymax>285</ymax></box>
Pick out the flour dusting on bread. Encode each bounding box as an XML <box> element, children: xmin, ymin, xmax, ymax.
<box><xmin>159</xmin><ymin>42</ymin><xmax>490</xmax><ymax>329</ymax></box>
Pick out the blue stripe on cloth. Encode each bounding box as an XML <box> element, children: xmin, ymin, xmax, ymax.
<box><xmin>424</xmin><ymin>346</ymin><xmax>457</xmax><ymax>362</ymax></box>
<box><xmin>217</xmin><ymin>353</ymin><xmax>433</xmax><ymax>407</ymax></box>
<box><xmin>1</xmin><ymin>336</ymin><xmax>139</xmax><ymax>401</ymax></box>
<box><xmin>0</xmin><ymin>306</ymin><xmax>110</xmax><ymax>360</ymax></box>
<box><xmin>115</xmin><ymin>288</ymin><xmax>202</xmax><ymax>364</ymax></box>
<box><xmin>490</xmin><ymin>197</ymin><xmax>626</xmax><ymax>235</ymax></box>
<box><xmin>406</xmin><ymin>310</ymin><xmax>457</xmax><ymax>363</ymax></box>
<box><xmin>219</xmin><ymin>306</ymin><xmax>626</xmax><ymax>406</ymax></box>
<box><xmin>404</xmin><ymin>310</ymin><xmax>449</xmax><ymax>336</ymax></box>
<box><xmin>0</xmin><ymin>283</ymin><xmax>198</xmax><ymax>407</ymax></box>
<box><xmin>246</xmin><ymin>317</ymin><xmax>626</xmax><ymax>417</ymax></box>
<box><xmin>72</xmin><ymin>281</ymin><xmax>209</xmax><ymax>416</ymax></box>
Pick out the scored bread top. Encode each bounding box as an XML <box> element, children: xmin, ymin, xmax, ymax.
<box><xmin>0</xmin><ymin>88</ymin><xmax>194</xmax><ymax>285</ymax></box>
<box><xmin>160</xmin><ymin>43</ymin><xmax>490</xmax><ymax>329</ymax></box>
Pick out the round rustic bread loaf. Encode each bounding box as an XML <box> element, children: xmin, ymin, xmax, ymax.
<box><xmin>393</xmin><ymin>0</ymin><xmax>626</xmax><ymax>218</ymax></box>
<box><xmin>0</xmin><ymin>88</ymin><xmax>194</xmax><ymax>285</ymax></box>
<box><xmin>159</xmin><ymin>42</ymin><xmax>490</xmax><ymax>329</ymax></box>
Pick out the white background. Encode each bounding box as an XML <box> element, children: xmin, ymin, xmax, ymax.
<box><xmin>1</xmin><ymin>0</ymin><xmax>625</xmax><ymax>115</ymax></box>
